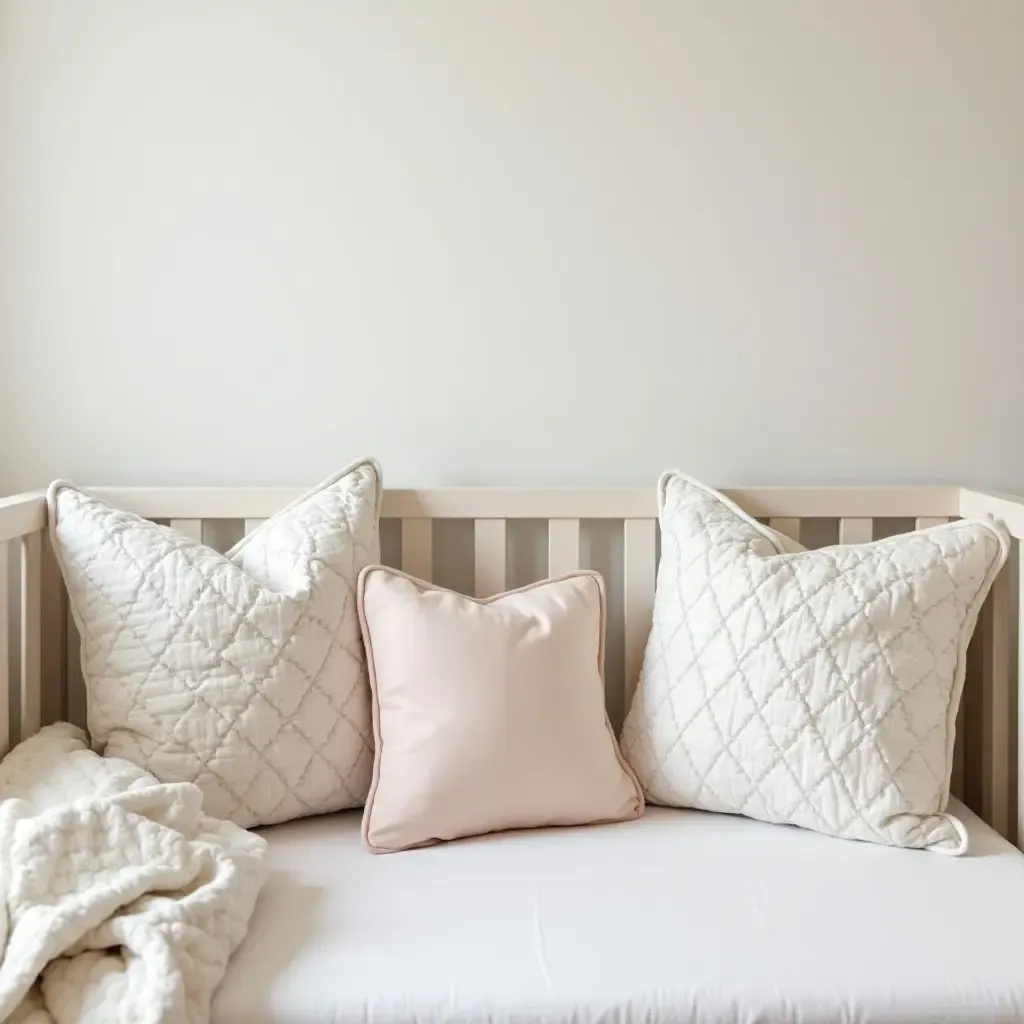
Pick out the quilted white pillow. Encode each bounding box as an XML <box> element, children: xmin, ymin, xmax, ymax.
<box><xmin>48</xmin><ymin>457</ymin><xmax>382</xmax><ymax>828</ymax></box>
<box><xmin>621</xmin><ymin>473</ymin><xmax>1009</xmax><ymax>854</ymax></box>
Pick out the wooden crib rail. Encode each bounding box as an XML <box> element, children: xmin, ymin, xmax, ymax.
<box><xmin>71</xmin><ymin>484</ymin><xmax>962</xmax><ymax>521</ymax></box>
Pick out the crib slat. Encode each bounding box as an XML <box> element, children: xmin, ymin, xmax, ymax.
<box><xmin>929</xmin><ymin>512</ymin><xmax>974</xmax><ymax>815</ymax></box>
<box><xmin>1018</xmin><ymin>553</ymin><xmax>1024</xmax><ymax>849</ymax></box>
<box><xmin>244</xmin><ymin>519</ymin><xmax>267</xmax><ymax>536</ymax></box>
<box><xmin>839</xmin><ymin>518</ymin><xmax>873</xmax><ymax>545</ymax></box>
<box><xmin>981</xmin><ymin>564</ymin><xmax>1011</xmax><ymax>837</ymax></box>
<box><xmin>66</xmin><ymin>609</ymin><xmax>87</xmax><ymax>731</ymax></box>
<box><xmin>474</xmin><ymin>520</ymin><xmax>506</xmax><ymax>598</ymax></box>
<box><xmin>769</xmin><ymin>518</ymin><xmax>801</xmax><ymax>543</ymax></box>
<box><xmin>624</xmin><ymin>519</ymin><xmax>657</xmax><ymax>711</ymax></box>
<box><xmin>0</xmin><ymin>541</ymin><xmax>9</xmax><ymax>756</ymax></box>
<box><xmin>171</xmin><ymin>519</ymin><xmax>203</xmax><ymax>543</ymax></box>
<box><xmin>401</xmin><ymin>519</ymin><xmax>433</xmax><ymax>583</ymax></box>
<box><xmin>39</xmin><ymin>530</ymin><xmax>66</xmax><ymax>727</ymax></box>
<box><xmin>21</xmin><ymin>532</ymin><xmax>42</xmax><ymax>742</ymax></box>
<box><xmin>548</xmin><ymin>519</ymin><xmax>581</xmax><ymax>577</ymax></box>
<box><xmin>951</xmin><ymin>703</ymin><xmax>966</xmax><ymax>802</ymax></box>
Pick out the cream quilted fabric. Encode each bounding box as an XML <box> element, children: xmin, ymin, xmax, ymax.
<box><xmin>621</xmin><ymin>473</ymin><xmax>1009</xmax><ymax>854</ymax></box>
<box><xmin>48</xmin><ymin>458</ymin><xmax>381</xmax><ymax>828</ymax></box>
<box><xmin>0</xmin><ymin>723</ymin><xmax>265</xmax><ymax>1024</ymax></box>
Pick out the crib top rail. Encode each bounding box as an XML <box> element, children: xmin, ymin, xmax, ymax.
<box><xmin>3</xmin><ymin>485</ymin><xmax>1023</xmax><ymax>546</ymax></box>
<box><xmin>2</xmin><ymin>484</ymin><xmax>1022</xmax><ymax>542</ymax></box>
<box><xmin>0</xmin><ymin>484</ymin><xmax>970</xmax><ymax>532</ymax></box>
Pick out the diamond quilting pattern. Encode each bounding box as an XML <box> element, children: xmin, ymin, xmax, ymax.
<box><xmin>620</xmin><ymin>474</ymin><xmax>1009</xmax><ymax>853</ymax></box>
<box><xmin>48</xmin><ymin>459</ymin><xmax>381</xmax><ymax>828</ymax></box>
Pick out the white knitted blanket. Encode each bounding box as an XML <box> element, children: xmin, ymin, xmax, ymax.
<box><xmin>0</xmin><ymin>724</ymin><xmax>266</xmax><ymax>1024</ymax></box>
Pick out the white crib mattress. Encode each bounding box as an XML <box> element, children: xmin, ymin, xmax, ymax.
<box><xmin>212</xmin><ymin>800</ymin><xmax>1024</xmax><ymax>1024</ymax></box>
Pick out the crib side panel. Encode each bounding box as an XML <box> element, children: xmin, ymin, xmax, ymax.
<box><xmin>9</xmin><ymin>483</ymin><xmax>1023</xmax><ymax>847</ymax></box>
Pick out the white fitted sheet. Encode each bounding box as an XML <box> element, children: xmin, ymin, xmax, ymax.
<box><xmin>213</xmin><ymin>800</ymin><xmax>1024</xmax><ymax>1024</ymax></box>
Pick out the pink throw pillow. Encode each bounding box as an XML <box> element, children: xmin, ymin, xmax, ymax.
<box><xmin>357</xmin><ymin>567</ymin><xmax>644</xmax><ymax>853</ymax></box>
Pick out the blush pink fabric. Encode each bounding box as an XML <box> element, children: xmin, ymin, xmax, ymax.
<box><xmin>357</xmin><ymin>567</ymin><xmax>644</xmax><ymax>853</ymax></box>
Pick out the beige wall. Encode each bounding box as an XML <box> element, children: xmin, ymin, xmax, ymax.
<box><xmin>1</xmin><ymin>2</ymin><xmax>1022</xmax><ymax>492</ymax></box>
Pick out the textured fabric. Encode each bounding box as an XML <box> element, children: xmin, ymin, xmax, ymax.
<box><xmin>0</xmin><ymin>723</ymin><xmax>266</xmax><ymax>1024</ymax></box>
<box><xmin>214</xmin><ymin>801</ymin><xmax>1024</xmax><ymax>1024</ymax></box>
<box><xmin>621</xmin><ymin>472</ymin><xmax>1009</xmax><ymax>853</ymax></box>
<box><xmin>358</xmin><ymin>568</ymin><xmax>643</xmax><ymax>853</ymax></box>
<box><xmin>48</xmin><ymin>458</ymin><xmax>381</xmax><ymax>828</ymax></box>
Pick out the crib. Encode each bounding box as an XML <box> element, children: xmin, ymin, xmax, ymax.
<box><xmin>3</xmin><ymin>479</ymin><xmax>1024</xmax><ymax>1022</ymax></box>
